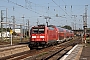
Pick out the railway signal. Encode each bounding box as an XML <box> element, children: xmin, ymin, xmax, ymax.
<box><xmin>10</xmin><ymin>29</ymin><xmax>13</xmax><ymax>34</ymax></box>
<box><xmin>10</xmin><ymin>28</ymin><xmax>13</xmax><ymax>45</ymax></box>
<box><xmin>83</xmin><ymin>5</ymin><xmax>88</xmax><ymax>44</ymax></box>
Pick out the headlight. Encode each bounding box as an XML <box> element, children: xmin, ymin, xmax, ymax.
<box><xmin>40</xmin><ymin>36</ymin><xmax>45</xmax><ymax>38</ymax></box>
<box><xmin>32</xmin><ymin>36</ymin><xmax>36</xmax><ymax>38</ymax></box>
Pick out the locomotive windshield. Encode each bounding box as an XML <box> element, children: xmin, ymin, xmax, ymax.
<box><xmin>32</xmin><ymin>28</ymin><xmax>45</xmax><ymax>34</ymax></box>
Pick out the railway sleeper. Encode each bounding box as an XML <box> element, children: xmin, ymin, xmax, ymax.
<box><xmin>53</xmin><ymin>46</ymin><xmax>72</xmax><ymax>60</ymax></box>
<box><xmin>0</xmin><ymin>45</ymin><xmax>29</xmax><ymax>58</ymax></box>
<box><xmin>35</xmin><ymin>48</ymin><xmax>65</xmax><ymax>60</ymax></box>
<box><xmin>34</xmin><ymin>46</ymin><xmax>72</xmax><ymax>60</ymax></box>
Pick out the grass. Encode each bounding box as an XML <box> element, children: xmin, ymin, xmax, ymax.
<box><xmin>84</xmin><ymin>37</ymin><xmax>90</xmax><ymax>46</ymax></box>
<box><xmin>0</xmin><ymin>37</ymin><xmax>29</xmax><ymax>45</ymax></box>
<box><xmin>37</xmin><ymin>52</ymin><xmax>48</xmax><ymax>57</ymax></box>
<box><xmin>86</xmin><ymin>37</ymin><xmax>90</xmax><ymax>40</ymax></box>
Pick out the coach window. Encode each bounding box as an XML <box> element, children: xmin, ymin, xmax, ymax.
<box><xmin>32</xmin><ymin>28</ymin><xmax>38</xmax><ymax>33</ymax></box>
<box><xmin>39</xmin><ymin>28</ymin><xmax>45</xmax><ymax>33</ymax></box>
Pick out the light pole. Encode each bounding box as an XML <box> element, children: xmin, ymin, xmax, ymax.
<box><xmin>27</xmin><ymin>20</ymin><xmax>30</xmax><ymax>38</ymax></box>
<box><xmin>22</xmin><ymin>15</ymin><xmax>25</xmax><ymax>40</ymax></box>
<box><xmin>11</xmin><ymin>16</ymin><xmax>15</xmax><ymax>31</ymax></box>
<box><xmin>1</xmin><ymin>10</ymin><xmax>5</xmax><ymax>41</ymax></box>
<box><xmin>72</xmin><ymin>15</ymin><xmax>77</xmax><ymax>30</ymax></box>
<box><xmin>6</xmin><ymin>8</ymin><xmax>8</xmax><ymax>38</ymax></box>
<box><xmin>80</xmin><ymin>14</ymin><xmax>87</xmax><ymax>44</ymax></box>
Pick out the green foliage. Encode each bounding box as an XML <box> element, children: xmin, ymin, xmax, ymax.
<box><xmin>12</xmin><ymin>31</ymin><xmax>17</xmax><ymax>35</ymax></box>
<box><xmin>62</xmin><ymin>25</ymin><xmax>72</xmax><ymax>30</ymax></box>
<box><xmin>0</xmin><ymin>28</ymin><xmax>13</xmax><ymax>33</ymax></box>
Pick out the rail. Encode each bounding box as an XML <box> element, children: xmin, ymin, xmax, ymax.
<box><xmin>0</xmin><ymin>44</ymin><xmax>30</xmax><ymax>58</ymax></box>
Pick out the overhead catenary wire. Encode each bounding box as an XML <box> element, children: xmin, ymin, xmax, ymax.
<box><xmin>6</xmin><ymin>0</ymin><xmax>56</xmax><ymax>18</ymax></box>
<box><xmin>62</xmin><ymin>0</ymin><xmax>66</xmax><ymax>4</ymax></box>
<box><xmin>52</xmin><ymin>0</ymin><xmax>70</xmax><ymax>17</ymax></box>
<box><xmin>1</xmin><ymin>0</ymin><xmax>89</xmax><ymax>29</ymax></box>
<box><xmin>7</xmin><ymin>0</ymin><xmax>43</xmax><ymax>16</ymax></box>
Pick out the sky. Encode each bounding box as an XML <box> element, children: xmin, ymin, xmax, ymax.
<box><xmin>0</xmin><ymin>0</ymin><xmax>90</xmax><ymax>30</ymax></box>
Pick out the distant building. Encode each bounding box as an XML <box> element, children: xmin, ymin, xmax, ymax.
<box><xmin>0</xmin><ymin>32</ymin><xmax>10</xmax><ymax>37</ymax></box>
<box><xmin>15</xmin><ymin>29</ymin><xmax>21</xmax><ymax>33</ymax></box>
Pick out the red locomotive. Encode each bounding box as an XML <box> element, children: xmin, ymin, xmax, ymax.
<box><xmin>28</xmin><ymin>25</ymin><xmax>74</xmax><ymax>48</ymax></box>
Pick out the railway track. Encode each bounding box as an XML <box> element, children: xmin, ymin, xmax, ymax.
<box><xmin>30</xmin><ymin>37</ymin><xmax>81</xmax><ymax>60</ymax></box>
<box><xmin>36</xmin><ymin>46</ymin><xmax>72</xmax><ymax>60</ymax></box>
<box><xmin>0</xmin><ymin>37</ymin><xmax>82</xmax><ymax>60</ymax></box>
<box><xmin>0</xmin><ymin>44</ymin><xmax>30</xmax><ymax>59</ymax></box>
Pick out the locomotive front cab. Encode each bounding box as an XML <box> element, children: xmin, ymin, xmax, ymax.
<box><xmin>30</xmin><ymin>25</ymin><xmax>47</xmax><ymax>47</ymax></box>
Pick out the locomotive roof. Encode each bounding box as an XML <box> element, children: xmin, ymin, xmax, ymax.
<box><xmin>38</xmin><ymin>24</ymin><xmax>45</xmax><ymax>26</ymax></box>
<box><xmin>48</xmin><ymin>25</ymin><xmax>55</xmax><ymax>27</ymax></box>
<box><xmin>32</xmin><ymin>25</ymin><xmax>73</xmax><ymax>32</ymax></box>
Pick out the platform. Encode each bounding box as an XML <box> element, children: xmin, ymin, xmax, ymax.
<box><xmin>79</xmin><ymin>43</ymin><xmax>90</xmax><ymax>60</ymax></box>
<box><xmin>0</xmin><ymin>44</ymin><xmax>30</xmax><ymax>58</ymax></box>
<box><xmin>60</xmin><ymin>44</ymin><xmax>84</xmax><ymax>60</ymax></box>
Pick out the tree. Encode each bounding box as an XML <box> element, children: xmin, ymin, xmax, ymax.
<box><xmin>12</xmin><ymin>31</ymin><xmax>17</xmax><ymax>35</ymax></box>
<box><xmin>62</xmin><ymin>25</ymin><xmax>72</xmax><ymax>30</ymax></box>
